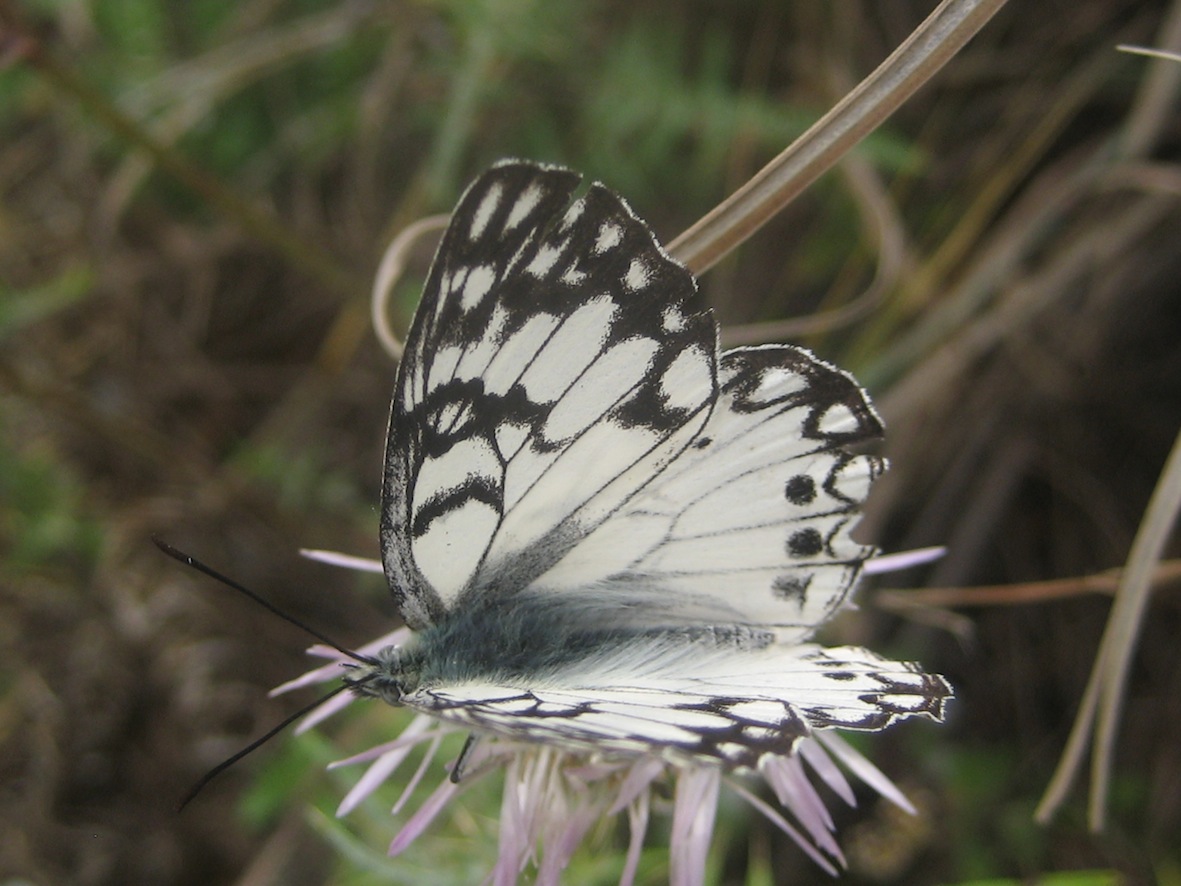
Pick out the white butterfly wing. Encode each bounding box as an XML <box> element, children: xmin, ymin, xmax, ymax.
<box><xmin>382</xmin><ymin>162</ymin><xmax>717</xmax><ymax>629</ymax></box>
<box><xmin>534</xmin><ymin>345</ymin><xmax>884</xmax><ymax>641</ymax></box>
<box><xmin>373</xmin><ymin>160</ymin><xmax>951</xmax><ymax>768</ymax></box>
<box><xmin>406</xmin><ymin>642</ymin><xmax>947</xmax><ymax>768</ymax></box>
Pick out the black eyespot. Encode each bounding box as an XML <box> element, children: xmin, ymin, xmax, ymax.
<box><xmin>787</xmin><ymin>528</ymin><xmax>824</xmax><ymax>558</ymax></box>
<box><xmin>784</xmin><ymin>474</ymin><xmax>816</xmax><ymax>505</ymax></box>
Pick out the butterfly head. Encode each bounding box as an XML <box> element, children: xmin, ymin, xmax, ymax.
<box><xmin>344</xmin><ymin>644</ymin><xmax>420</xmax><ymax>705</ymax></box>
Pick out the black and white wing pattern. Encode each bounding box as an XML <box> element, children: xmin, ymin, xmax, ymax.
<box><xmin>535</xmin><ymin>344</ymin><xmax>885</xmax><ymax>643</ymax></box>
<box><xmin>370</xmin><ymin>160</ymin><xmax>949</xmax><ymax>768</ymax></box>
<box><xmin>382</xmin><ymin>161</ymin><xmax>717</xmax><ymax>630</ymax></box>
<box><xmin>402</xmin><ymin>641</ymin><xmax>946</xmax><ymax>769</ymax></box>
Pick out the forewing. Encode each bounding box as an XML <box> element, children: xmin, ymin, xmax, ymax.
<box><xmin>535</xmin><ymin>345</ymin><xmax>884</xmax><ymax>640</ymax></box>
<box><xmin>382</xmin><ymin>161</ymin><xmax>717</xmax><ymax>628</ymax></box>
<box><xmin>405</xmin><ymin>643</ymin><xmax>948</xmax><ymax>769</ymax></box>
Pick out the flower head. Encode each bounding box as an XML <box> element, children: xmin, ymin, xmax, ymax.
<box><xmin>274</xmin><ymin>553</ymin><xmax>943</xmax><ymax>885</ymax></box>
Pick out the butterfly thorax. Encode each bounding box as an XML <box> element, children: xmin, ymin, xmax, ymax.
<box><xmin>345</xmin><ymin>595</ymin><xmax>782</xmax><ymax>709</ymax></box>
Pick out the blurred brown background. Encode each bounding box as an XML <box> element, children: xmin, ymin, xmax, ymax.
<box><xmin>2</xmin><ymin>1</ymin><xmax>1179</xmax><ymax>884</ymax></box>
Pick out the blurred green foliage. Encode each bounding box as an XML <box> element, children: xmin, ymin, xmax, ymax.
<box><xmin>0</xmin><ymin>428</ymin><xmax>104</xmax><ymax>574</ymax></box>
<box><xmin>3</xmin><ymin>1</ymin><xmax>1178</xmax><ymax>885</ymax></box>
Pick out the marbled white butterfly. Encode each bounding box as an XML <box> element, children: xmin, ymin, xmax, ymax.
<box><xmin>344</xmin><ymin>160</ymin><xmax>950</xmax><ymax>771</ymax></box>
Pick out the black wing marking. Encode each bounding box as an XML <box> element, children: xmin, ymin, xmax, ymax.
<box><xmin>382</xmin><ymin>161</ymin><xmax>717</xmax><ymax>628</ymax></box>
<box><xmin>405</xmin><ymin>642</ymin><xmax>949</xmax><ymax>769</ymax></box>
<box><xmin>533</xmin><ymin>345</ymin><xmax>885</xmax><ymax>640</ymax></box>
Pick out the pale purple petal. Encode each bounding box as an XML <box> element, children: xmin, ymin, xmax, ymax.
<box><xmin>560</xmin><ymin>758</ymin><xmax>626</xmax><ymax>784</ymax></box>
<box><xmin>863</xmin><ymin>546</ymin><xmax>945</xmax><ymax>574</ymax></box>
<box><xmin>619</xmin><ymin>786</ymin><xmax>650</xmax><ymax>886</ymax></box>
<box><xmin>335</xmin><ymin>717</ymin><xmax>438</xmax><ymax>816</ymax></box>
<box><xmin>797</xmin><ymin>737</ymin><xmax>857</xmax><ymax>807</ymax></box>
<box><xmin>760</xmin><ymin>755</ymin><xmax>842</xmax><ymax>858</ymax></box>
<box><xmin>269</xmin><ymin>652</ymin><xmax>347</xmax><ymax>694</ymax></box>
<box><xmin>537</xmin><ymin>803</ymin><xmax>597</xmax><ymax>885</ymax></box>
<box><xmin>327</xmin><ymin>716</ymin><xmax>443</xmax><ymax>769</ymax></box>
<box><xmin>337</xmin><ymin>748</ymin><xmax>410</xmax><ymax>817</ymax></box>
<box><xmin>815</xmin><ymin>732</ymin><xmax>915</xmax><ymax>813</ymax></box>
<box><xmin>390</xmin><ymin>733</ymin><xmax>445</xmax><ymax>817</ymax></box>
<box><xmin>727</xmin><ymin>780</ymin><xmax>841</xmax><ymax>876</ymax></box>
<box><xmin>669</xmin><ymin>767</ymin><xmax>719</xmax><ymax>886</ymax></box>
<box><xmin>299</xmin><ymin>548</ymin><xmax>385</xmax><ymax>573</ymax></box>
<box><xmin>388</xmin><ymin>774</ymin><xmax>460</xmax><ymax>856</ymax></box>
<box><xmin>495</xmin><ymin>755</ymin><xmax>531</xmax><ymax>886</ymax></box>
<box><xmin>609</xmin><ymin>757</ymin><xmax>665</xmax><ymax>815</ymax></box>
<box><xmin>295</xmin><ymin>690</ymin><xmax>359</xmax><ymax>734</ymax></box>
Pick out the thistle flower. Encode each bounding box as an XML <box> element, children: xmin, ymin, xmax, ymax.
<box><xmin>272</xmin><ymin>548</ymin><xmax>944</xmax><ymax>885</ymax></box>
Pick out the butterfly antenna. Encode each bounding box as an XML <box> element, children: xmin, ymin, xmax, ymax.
<box><xmin>176</xmin><ymin>681</ymin><xmax>354</xmax><ymax>811</ymax></box>
<box><xmin>152</xmin><ymin>537</ymin><xmax>378</xmax><ymax>666</ymax></box>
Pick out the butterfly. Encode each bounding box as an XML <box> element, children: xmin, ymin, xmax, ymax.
<box><xmin>344</xmin><ymin>160</ymin><xmax>949</xmax><ymax>772</ymax></box>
